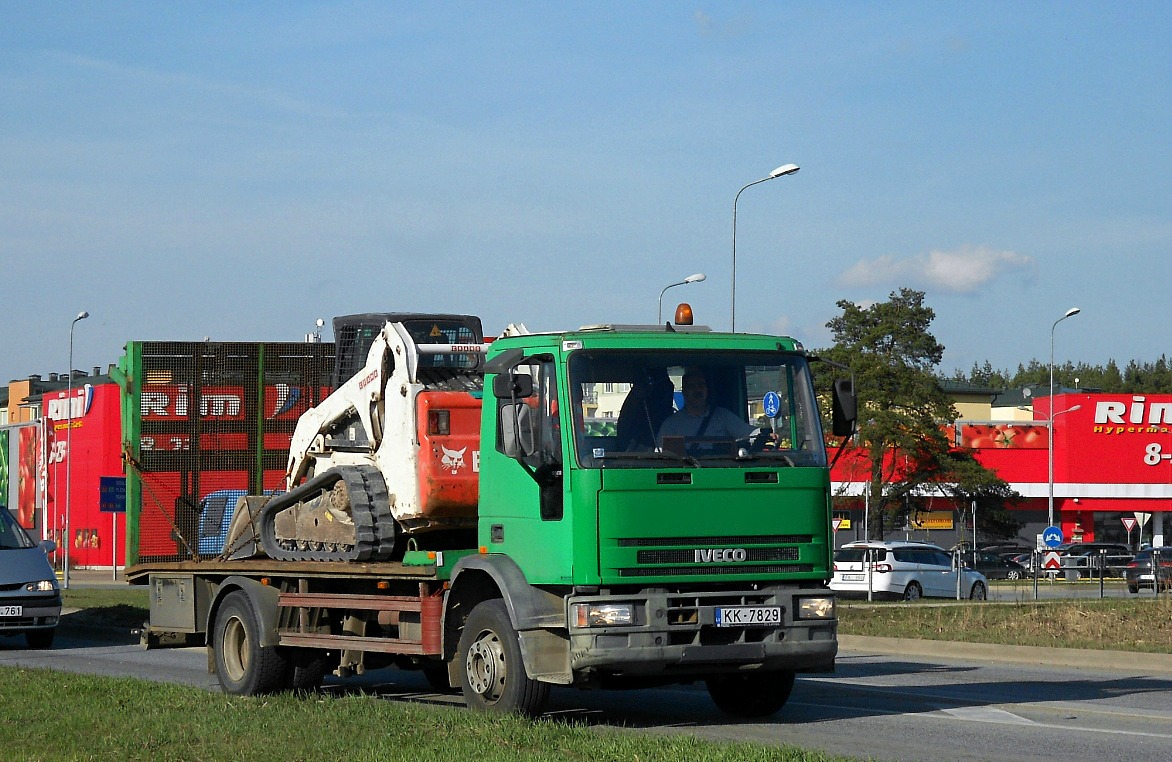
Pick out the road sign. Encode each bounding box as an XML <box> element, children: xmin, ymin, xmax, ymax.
<box><xmin>832</xmin><ymin>518</ymin><xmax>843</xmax><ymax>532</ymax></box>
<box><xmin>1121</xmin><ymin>517</ymin><xmax>1137</xmax><ymax>532</ymax></box>
<box><xmin>762</xmin><ymin>391</ymin><xmax>781</xmax><ymax>419</ymax></box>
<box><xmin>1042</xmin><ymin>551</ymin><xmax>1062</xmax><ymax>570</ymax></box>
<box><xmin>98</xmin><ymin>476</ymin><xmax>126</xmax><ymax>514</ymax></box>
<box><xmin>1041</xmin><ymin>525</ymin><xmax>1064</xmax><ymax>548</ymax></box>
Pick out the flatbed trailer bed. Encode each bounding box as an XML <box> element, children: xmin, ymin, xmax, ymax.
<box><xmin>126</xmin><ymin>552</ymin><xmax>471</xmax><ymax>665</ymax></box>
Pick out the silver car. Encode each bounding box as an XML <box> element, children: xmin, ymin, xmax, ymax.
<box><xmin>831</xmin><ymin>541</ymin><xmax>988</xmax><ymax>601</ymax></box>
<box><xmin>0</xmin><ymin>508</ymin><xmax>62</xmax><ymax>649</ymax></box>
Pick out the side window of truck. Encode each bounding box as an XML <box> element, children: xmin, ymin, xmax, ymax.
<box><xmin>495</xmin><ymin>357</ymin><xmax>560</xmax><ymax>466</ymax></box>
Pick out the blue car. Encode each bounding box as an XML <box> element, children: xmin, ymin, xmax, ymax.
<box><xmin>0</xmin><ymin>508</ymin><xmax>61</xmax><ymax>649</ymax></box>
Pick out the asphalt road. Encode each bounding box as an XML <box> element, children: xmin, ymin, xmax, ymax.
<box><xmin>3</xmin><ymin>624</ymin><xmax>1170</xmax><ymax>762</ymax></box>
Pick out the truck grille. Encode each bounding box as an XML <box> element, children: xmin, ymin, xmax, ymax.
<box><xmin>619</xmin><ymin>563</ymin><xmax>814</xmax><ymax>577</ymax></box>
<box><xmin>619</xmin><ymin>535</ymin><xmax>812</xmax><ymax>547</ymax></box>
<box><xmin>636</xmin><ymin>547</ymin><xmax>799</xmax><ymax>564</ymax></box>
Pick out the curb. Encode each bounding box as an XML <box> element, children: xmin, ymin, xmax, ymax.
<box><xmin>839</xmin><ymin>634</ymin><xmax>1172</xmax><ymax>674</ymax></box>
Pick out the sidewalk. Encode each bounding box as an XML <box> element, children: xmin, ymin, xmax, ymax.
<box><xmin>839</xmin><ymin>634</ymin><xmax>1172</xmax><ymax>675</ymax></box>
<box><xmin>57</xmin><ymin>567</ymin><xmax>130</xmax><ymax>589</ymax></box>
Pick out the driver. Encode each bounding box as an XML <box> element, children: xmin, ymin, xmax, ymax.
<box><xmin>657</xmin><ymin>370</ymin><xmax>756</xmax><ymax>445</ymax></box>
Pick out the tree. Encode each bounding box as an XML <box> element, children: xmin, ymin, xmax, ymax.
<box><xmin>818</xmin><ymin>288</ymin><xmax>1021</xmax><ymax>539</ymax></box>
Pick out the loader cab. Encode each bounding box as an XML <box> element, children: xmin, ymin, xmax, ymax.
<box><xmin>331</xmin><ymin>313</ymin><xmax>484</xmax><ymax>388</ymax></box>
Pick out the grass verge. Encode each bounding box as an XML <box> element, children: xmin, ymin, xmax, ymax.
<box><xmin>0</xmin><ymin>667</ymin><xmax>847</xmax><ymax>762</ymax></box>
<box><xmin>838</xmin><ymin>596</ymin><xmax>1172</xmax><ymax>653</ymax></box>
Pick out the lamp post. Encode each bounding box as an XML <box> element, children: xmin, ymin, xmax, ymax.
<box><xmin>63</xmin><ymin>310</ymin><xmax>89</xmax><ymax>590</ymax></box>
<box><xmin>658</xmin><ymin>273</ymin><xmax>706</xmax><ymax>324</ymax></box>
<box><xmin>731</xmin><ymin>163</ymin><xmax>799</xmax><ymax>332</ymax></box>
<box><xmin>1047</xmin><ymin>307</ymin><xmax>1081</xmax><ymax>529</ymax></box>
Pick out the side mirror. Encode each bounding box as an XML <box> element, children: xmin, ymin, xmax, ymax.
<box><xmin>493</xmin><ymin>372</ymin><xmax>534</xmax><ymax>400</ymax></box>
<box><xmin>831</xmin><ymin>378</ymin><xmax>857</xmax><ymax>437</ymax></box>
<box><xmin>500</xmin><ymin>403</ymin><xmax>536</xmax><ymax>459</ymax></box>
<box><xmin>40</xmin><ymin>539</ymin><xmax>58</xmax><ymax>554</ymax></box>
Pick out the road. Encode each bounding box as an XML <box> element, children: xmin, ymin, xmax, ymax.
<box><xmin>3</xmin><ymin>625</ymin><xmax>1170</xmax><ymax>761</ymax></box>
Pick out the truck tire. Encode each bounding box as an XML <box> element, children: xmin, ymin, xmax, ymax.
<box><xmin>213</xmin><ymin>591</ymin><xmax>288</xmax><ymax>695</ymax></box>
<box><xmin>706</xmin><ymin>670</ymin><xmax>795</xmax><ymax>718</ymax></box>
<box><xmin>285</xmin><ymin>650</ymin><xmax>330</xmax><ymax>693</ymax></box>
<box><xmin>457</xmin><ymin>599</ymin><xmax>549</xmax><ymax>717</ymax></box>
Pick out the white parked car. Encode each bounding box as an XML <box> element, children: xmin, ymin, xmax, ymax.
<box><xmin>830</xmin><ymin>541</ymin><xmax>988</xmax><ymax>601</ymax></box>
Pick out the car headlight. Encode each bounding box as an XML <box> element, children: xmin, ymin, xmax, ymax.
<box><xmin>572</xmin><ymin>602</ymin><xmax>636</xmax><ymax>627</ymax></box>
<box><xmin>797</xmin><ymin>596</ymin><xmax>835</xmax><ymax>620</ymax></box>
<box><xmin>25</xmin><ymin>579</ymin><xmax>58</xmax><ymax>593</ymax></box>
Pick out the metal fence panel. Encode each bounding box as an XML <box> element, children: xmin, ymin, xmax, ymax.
<box><xmin>120</xmin><ymin>341</ymin><xmax>333</xmax><ymax>564</ymax></box>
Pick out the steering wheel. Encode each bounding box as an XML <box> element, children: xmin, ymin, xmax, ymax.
<box><xmin>747</xmin><ymin>427</ymin><xmax>774</xmax><ymax>452</ymax></box>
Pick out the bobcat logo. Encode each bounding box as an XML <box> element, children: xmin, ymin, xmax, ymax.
<box><xmin>440</xmin><ymin>445</ymin><xmax>467</xmax><ymax>474</ymax></box>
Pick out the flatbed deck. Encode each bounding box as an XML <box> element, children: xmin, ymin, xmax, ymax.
<box><xmin>124</xmin><ymin>558</ymin><xmax>442</xmax><ymax>585</ymax></box>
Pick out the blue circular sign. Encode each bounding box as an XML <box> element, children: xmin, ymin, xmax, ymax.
<box><xmin>1042</xmin><ymin>526</ymin><xmax>1064</xmax><ymax>548</ymax></box>
<box><xmin>762</xmin><ymin>391</ymin><xmax>781</xmax><ymax>419</ymax></box>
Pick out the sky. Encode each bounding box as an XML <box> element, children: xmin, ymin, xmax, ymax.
<box><xmin>2</xmin><ymin>3</ymin><xmax>1169</xmax><ymax>386</ymax></box>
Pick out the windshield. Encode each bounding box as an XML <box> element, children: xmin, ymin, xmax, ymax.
<box><xmin>568</xmin><ymin>349</ymin><xmax>826</xmax><ymax>469</ymax></box>
<box><xmin>0</xmin><ymin>509</ymin><xmax>36</xmax><ymax>550</ymax></box>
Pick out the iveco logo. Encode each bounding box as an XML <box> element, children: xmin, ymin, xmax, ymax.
<box><xmin>694</xmin><ymin>548</ymin><xmax>748</xmax><ymax>563</ymax></box>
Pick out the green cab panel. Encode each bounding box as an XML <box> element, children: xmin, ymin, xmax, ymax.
<box><xmin>596</xmin><ymin>467</ymin><xmax>831</xmax><ymax>585</ymax></box>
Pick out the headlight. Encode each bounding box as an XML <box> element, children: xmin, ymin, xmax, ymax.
<box><xmin>26</xmin><ymin>579</ymin><xmax>59</xmax><ymax>593</ymax></box>
<box><xmin>797</xmin><ymin>596</ymin><xmax>835</xmax><ymax>620</ymax></box>
<box><xmin>572</xmin><ymin>602</ymin><xmax>636</xmax><ymax>627</ymax></box>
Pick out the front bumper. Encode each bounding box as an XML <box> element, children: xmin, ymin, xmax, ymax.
<box><xmin>0</xmin><ymin>593</ymin><xmax>62</xmax><ymax>635</ymax></box>
<box><xmin>567</xmin><ymin>585</ymin><xmax>836</xmax><ymax>678</ymax></box>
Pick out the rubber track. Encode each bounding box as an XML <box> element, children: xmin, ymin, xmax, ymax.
<box><xmin>258</xmin><ymin>466</ymin><xmax>398</xmax><ymax>562</ymax></box>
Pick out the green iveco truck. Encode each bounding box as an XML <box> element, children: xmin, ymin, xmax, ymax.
<box><xmin>128</xmin><ymin>313</ymin><xmax>855</xmax><ymax>718</ymax></box>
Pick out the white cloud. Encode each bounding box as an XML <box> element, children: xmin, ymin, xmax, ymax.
<box><xmin>837</xmin><ymin>246</ymin><xmax>1033</xmax><ymax>293</ymax></box>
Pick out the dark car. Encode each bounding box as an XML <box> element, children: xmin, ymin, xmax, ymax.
<box><xmin>1059</xmin><ymin>542</ymin><xmax>1132</xmax><ymax>579</ymax></box>
<box><xmin>0</xmin><ymin>508</ymin><xmax>62</xmax><ymax>649</ymax></box>
<box><xmin>1124</xmin><ymin>547</ymin><xmax>1172</xmax><ymax>593</ymax></box>
<box><xmin>979</xmin><ymin>543</ymin><xmax>1033</xmax><ymax>558</ymax></box>
<box><xmin>970</xmin><ymin>551</ymin><xmax>1028</xmax><ymax>580</ymax></box>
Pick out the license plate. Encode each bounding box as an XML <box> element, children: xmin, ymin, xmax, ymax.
<box><xmin>715</xmin><ymin>606</ymin><xmax>782</xmax><ymax>627</ymax></box>
<box><xmin>0</xmin><ymin>605</ymin><xmax>22</xmax><ymax>617</ymax></box>
<box><xmin>1141</xmin><ymin>573</ymin><xmax>1155</xmax><ymax>580</ymax></box>
<box><xmin>842</xmin><ymin>573</ymin><xmax>864</xmax><ymax>582</ymax></box>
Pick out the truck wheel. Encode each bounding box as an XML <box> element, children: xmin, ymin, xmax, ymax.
<box><xmin>285</xmin><ymin>650</ymin><xmax>330</xmax><ymax>693</ymax></box>
<box><xmin>706</xmin><ymin>670</ymin><xmax>795</xmax><ymax>718</ymax></box>
<box><xmin>213</xmin><ymin>591</ymin><xmax>288</xmax><ymax>695</ymax></box>
<box><xmin>457</xmin><ymin>599</ymin><xmax>549</xmax><ymax>716</ymax></box>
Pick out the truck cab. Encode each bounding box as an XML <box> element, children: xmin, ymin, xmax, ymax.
<box><xmin>448</xmin><ymin>325</ymin><xmax>850</xmax><ymax>715</ymax></box>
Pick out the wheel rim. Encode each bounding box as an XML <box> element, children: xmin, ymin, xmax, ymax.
<box><xmin>222</xmin><ymin>616</ymin><xmax>249</xmax><ymax>682</ymax></box>
<box><xmin>905</xmin><ymin>584</ymin><xmax>921</xmax><ymax>600</ymax></box>
<box><xmin>465</xmin><ymin>628</ymin><xmax>506</xmax><ymax>703</ymax></box>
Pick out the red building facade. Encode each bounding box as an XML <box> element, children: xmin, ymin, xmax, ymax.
<box><xmin>831</xmin><ymin>392</ymin><xmax>1172</xmax><ymax>549</ymax></box>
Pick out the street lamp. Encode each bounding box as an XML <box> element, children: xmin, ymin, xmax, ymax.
<box><xmin>1047</xmin><ymin>306</ymin><xmax>1080</xmax><ymax>529</ymax></box>
<box><xmin>658</xmin><ymin>273</ymin><xmax>706</xmax><ymax>324</ymax></box>
<box><xmin>731</xmin><ymin>163</ymin><xmax>799</xmax><ymax>332</ymax></box>
<box><xmin>63</xmin><ymin>310</ymin><xmax>89</xmax><ymax>590</ymax></box>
